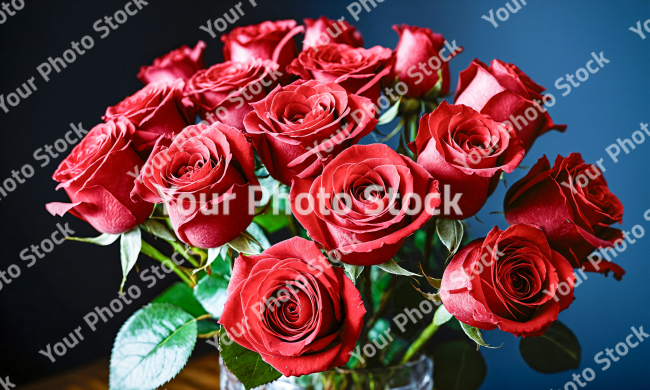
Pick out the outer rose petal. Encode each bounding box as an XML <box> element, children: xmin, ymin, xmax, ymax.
<box><xmin>137</xmin><ymin>41</ymin><xmax>206</xmax><ymax>85</ymax></box>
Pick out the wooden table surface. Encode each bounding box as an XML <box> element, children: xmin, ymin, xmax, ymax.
<box><xmin>22</xmin><ymin>354</ymin><xmax>221</xmax><ymax>390</ymax></box>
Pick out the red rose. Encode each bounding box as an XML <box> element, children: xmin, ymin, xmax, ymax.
<box><xmin>286</xmin><ymin>43</ymin><xmax>393</xmax><ymax>102</ymax></box>
<box><xmin>504</xmin><ymin>153</ymin><xmax>625</xmax><ymax>279</ymax></box>
<box><xmin>440</xmin><ymin>224</ymin><xmax>575</xmax><ymax>338</ymax></box>
<box><xmin>46</xmin><ymin>119</ymin><xmax>153</xmax><ymax>234</ymax></box>
<box><xmin>455</xmin><ymin>59</ymin><xmax>567</xmax><ymax>151</ymax></box>
<box><xmin>392</xmin><ymin>24</ymin><xmax>460</xmax><ymax>99</ymax></box>
<box><xmin>184</xmin><ymin>59</ymin><xmax>280</xmax><ymax>130</ymax></box>
<box><xmin>243</xmin><ymin>79</ymin><xmax>377</xmax><ymax>186</ymax></box>
<box><xmin>219</xmin><ymin>237</ymin><xmax>366</xmax><ymax>377</ymax></box>
<box><xmin>410</xmin><ymin>101</ymin><xmax>524</xmax><ymax>219</ymax></box>
<box><xmin>221</xmin><ymin>20</ymin><xmax>303</xmax><ymax>77</ymax></box>
<box><xmin>137</xmin><ymin>41</ymin><xmax>207</xmax><ymax>85</ymax></box>
<box><xmin>290</xmin><ymin>144</ymin><xmax>441</xmax><ymax>266</ymax></box>
<box><xmin>131</xmin><ymin>122</ymin><xmax>259</xmax><ymax>249</ymax></box>
<box><xmin>302</xmin><ymin>16</ymin><xmax>363</xmax><ymax>51</ymax></box>
<box><xmin>103</xmin><ymin>79</ymin><xmax>194</xmax><ymax>155</ymax></box>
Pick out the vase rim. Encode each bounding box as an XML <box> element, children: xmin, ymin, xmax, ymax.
<box><xmin>334</xmin><ymin>354</ymin><xmax>431</xmax><ymax>374</ymax></box>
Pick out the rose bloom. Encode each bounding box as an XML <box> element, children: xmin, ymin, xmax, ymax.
<box><xmin>103</xmin><ymin>79</ymin><xmax>194</xmax><ymax>155</ymax></box>
<box><xmin>291</xmin><ymin>144</ymin><xmax>441</xmax><ymax>266</ymax></box>
<box><xmin>46</xmin><ymin>119</ymin><xmax>153</xmax><ymax>234</ymax></box>
<box><xmin>440</xmin><ymin>224</ymin><xmax>575</xmax><ymax>338</ymax></box>
<box><xmin>137</xmin><ymin>41</ymin><xmax>206</xmax><ymax>85</ymax></box>
<box><xmin>504</xmin><ymin>153</ymin><xmax>625</xmax><ymax>279</ymax></box>
<box><xmin>302</xmin><ymin>16</ymin><xmax>363</xmax><ymax>51</ymax></box>
<box><xmin>455</xmin><ymin>59</ymin><xmax>567</xmax><ymax>151</ymax></box>
<box><xmin>219</xmin><ymin>237</ymin><xmax>365</xmax><ymax>377</ymax></box>
<box><xmin>287</xmin><ymin>43</ymin><xmax>393</xmax><ymax>103</ymax></box>
<box><xmin>243</xmin><ymin>79</ymin><xmax>377</xmax><ymax>186</ymax></box>
<box><xmin>131</xmin><ymin>122</ymin><xmax>259</xmax><ymax>248</ymax></box>
<box><xmin>221</xmin><ymin>20</ymin><xmax>303</xmax><ymax>77</ymax></box>
<box><xmin>392</xmin><ymin>24</ymin><xmax>459</xmax><ymax>99</ymax></box>
<box><xmin>185</xmin><ymin>59</ymin><xmax>280</xmax><ymax>130</ymax></box>
<box><xmin>410</xmin><ymin>101</ymin><xmax>524</xmax><ymax>219</ymax></box>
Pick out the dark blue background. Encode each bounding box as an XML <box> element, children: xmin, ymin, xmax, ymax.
<box><xmin>0</xmin><ymin>0</ymin><xmax>648</xmax><ymax>388</ymax></box>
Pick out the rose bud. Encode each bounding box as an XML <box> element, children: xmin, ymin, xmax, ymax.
<box><xmin>410</xmin><ymin>101</ymin><xmax>525</xmax><ymax>219</ymax></box>
<box><xmin>219</xmin><ymin>237</ymin><xmax>366</xmax><ymax>377</ymax></box>
<box><xmin>392</xmin><ymin>24</ymin><xmax>460</xmax><ymax>99</ymax></box>
<box><xmin>440</xmin><ymin>223</ymin><xmax>576</xmax><ymax>338</ymax></box>
<box><xmin>184</xmin><ymin>59</ymin><xmax>280</xmax><ymax>131</ymax></box>
<box><xmin>46</xmin><ymin>119</ymin><xmax>153</xmax><ymax>234</ymax></box>
<box><xmin>504</xmin><ymin>153</ymin><xmax>625</xmax><ymax>280</ymax></box>
<box><xmin>291</xmin><ymin>144</ymin><xmax>441</xmax><ymax>266</ymax></box>
<box><xmin>103</xmin><ymin>79</ymin><xmax>194</xmax><ymax>157</ymax></box>
<box><xmin>137</xmin><ymin>41</ymin><xmax>207</xmax><ymax>85</ymax></box>
<box><xmin>286</xmin><ymin>43</ymin><xmax>393</xmax><ymax>103</ymax></box>
<box><xmin>221</xmin><ymin>20</ymin><xmax>303</xmax><ymax>78</ymax></box>
<box><xmin>302</xmin><ymin>16</ymin><xmax>363</xmax><ymax>51</ymax></box>
<box><xmin>131</xmin><ymin>122</ymin><xmax>259</xmax><ymax>249</ymax></box>
<box><xmin>455</xmin><ymin>59</ymin><xmax>567</xmax><ymax>151</ymax></box>
<box><xmin>243</xmin><ymin>79</ymin><xmax>377</xmax><ymax>186</ymax></box>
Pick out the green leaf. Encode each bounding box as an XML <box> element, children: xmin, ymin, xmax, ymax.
<box><xmin>119</xmin><ymin>228</ymin><xmax>141</xmax><ymax>292</ymax></box>
<box><xmin>66</xmin><ymin>233</ymin><xmax>120</xmax><ymax>246</ymax></box>
<box><xmin>377</xmin><ymin>259</ymin><xmax>420</xmax><ymax>277</ymax></box>
<box><xmin>377</xmin><ymin>97</ymin><xmax>401</xmax><ymax>125</ymax></box>
<box><xmin>109</xmin><ymin>303</ymin><xmax>198</xmax><ymax>390</ymax></box>
<box><xmin>141</xmin><ymin>219</ymin><xmax>176</xmax><ymax>242</ymax></box>
<box><xmin>460</xmin><ymin>322</ymin><xmax>498</xmax><ymax>349</ymax></box>
<box><xmin>153</xmin><ymin>282</ymin><xmax>207</xmax><ymax>318</ymax></box>
<box><xmin>433</xmin><ymin>340</ymin><xmax>487</xmax><ymax>390</ymax></box>
<box><xmin>220</xmin><ymin>326</ymin><xmax>282</xmax><ymax>390</ymax></box>
<box><xmin>413</xmin><ymin>285</ymin><xmax>442</xmax><ymax>303</ymax></box>
<box><xmin>246</xmin><ymin>222</ymin><xmax>271</xmax><ymax>250</ymax></box>
<box><xmin>436</xmin><ymin>218</ymin><xmax>464</xmax><ymax>256</ymax></box>
<box><xmin>519</xmin><ymin>321</ymin><xmax>581</xmax><ymax>373</ymax></box>
<box><xmin>256</xmin><ymin>169</ymin><xmax>281</xmax><ymax>207</ymax></box>
<box><xmin>191</xmin><ymin>246</ymin><xmax>222</xmax><ymax>276</ymax></box>
<box><xmin>194</xmin><ymin>273</ymin><xmax>229</xmax><ymax>319</ymax></box>
<box><xmin>343</xmin><ymin>264</ymin><xmax>364</xmax><ymax>284</ymax></box>
<box><xmin>197</xmin><ymin>319</ymin><xmax>220</xmax><ymax>337</ymax></box>
<box><xmin>434</xmin><ymin>304</ymin><xmax>453</xmax><ymax>326</ymax></box>
<box><xmin>228</xmin><ymin>233</ymin><xmax>261</xmax><ymax>255</ymax></box>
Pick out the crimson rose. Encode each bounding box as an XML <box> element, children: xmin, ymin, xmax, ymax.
<box><xmin>287</xmin><ymin>43</ymin><xmax>393</xmax><ymax>103</ymax></box>
<box><xmin>410</xmin><ymin>101</ymin><xmax>524</xmax><ymax>219</ymax></box>
<box><xmin>243</xmin><ymin>79</ymin><xmax>377</xmax><ymax>186</ymax></box>
<box><xmin>131</xmin><ymin>122</ymin><xmax>259</xmax><ymax>249</ymax></box>
<box><xmin>504</xmin><ymin>153</ymin><xmax>625</xmax><ymax>279</ymax></box>
<box><xmin>302</xmin><ymin>16</ymin><xmax>363</xmax><ymax>51</ymax></box>
<box><xmin>46</xmin><ymin>119</ymin><xmax>153</xmax><ymax>234</ymax></box>
<box><xmin>137</xmin><ymin>41</ymin><xmax>206</xmax><ymax>85</ymax></box>
<box><xmin>440</xmin><ymin>224</ymin><xmax>575</xmax><ymax>338</ymax></box>
<box><xmin>455</xmin><ymin>59</ymin><xmax>566</xmax><ymax>151</ymax></box>
<box><xmin>219</xmin><ymin>237</ymin><xmax>365</xmax><ymax>377</ymax></box>
<box><xmin>185</xmin><ymin>59</ymin><xmax>280</xmax><ymax>130</ymax></box>
<box><xmin>103</xmin><ymin>79</ymin><xmax>194</xmax><ymax>155</ymax></box>
<box><xmin>291</xmin><ymin>144</ymin><xmax>440</xmax><ymax>266</ymax></box>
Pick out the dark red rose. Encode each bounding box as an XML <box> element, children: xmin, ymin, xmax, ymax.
<box><xmin>243</xmin><ymin>79</ymin><xmax>377</xmax><ymax>186</ymax></box>
<box><xmin>455</xmin><ymin>59</ymin><xmax>567</xmax><ymax>151</ymax></box>
<box><xmin>392</xmin><ymin>24</ymin><xmax>461</xmax><ymax>99</ymax></box>
<box><xmin>219</xmin><ymin>237</ymin><xmax>366</xmax><ymax>377</ymax></box>
<box><xmin>221</xmin><ymin>20</ymin><xmax>303</xmax><ymax>78</ymax></box>
<box><xmin>302</xmin><ymin>16</ymin><xmax>363</xmax><ymax>51</ymax></box>
<box><xmin>103</xmin><ymin>79</ymin><xmax>194</xmax><ymax>155</ymax></box>
<box><xmin>504</xmin><ymin>153</ymin><xmax>625</xmax><ymax>279</ymax></box>
<box><xmin>440</xmin><ymin>224</ymin><xmax>575</xmax><ymax>338</ymax></box>
<box><xmin>131</xmin><ymin>122</ymin><xmax>259</xmax><ymax>249</ymax></box>
<box><xmin>286</xmin><ymin>43</ymin><xmax>393</xmax><ymax>103</ymax></box>
<box><xmin>184</xmin><ymin>59</ymin><xmax>280</xmax><ymax>130</ymax></box>
<box><xmin>46</xmin><ymin>119</ymin><xmax>153</xmax><ymax>234</ymax></box>
<box><xmin>410</xmin><ymin>101</ymin><xmax>524</xmax><ymax>219</ymax></box>
<box><xmin>290</xmin><ymin>144</ymin><xmax>441</xmax><ymax>266</ymax></box>
<box><xmin>137</xmin><ymin>41</ymin><xmax>206</xmax><ymax>85</ymax></box>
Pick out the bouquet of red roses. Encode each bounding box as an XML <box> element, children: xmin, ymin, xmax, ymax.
<box><xmin>46</xmin><ymin>16</ymin><xmax>626</xmax><ymax>390</ymax></box>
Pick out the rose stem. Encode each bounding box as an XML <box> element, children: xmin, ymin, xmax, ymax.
<box><xmin>421</xmin><ymin>219</ymin><xmax>437</xmax><ymax>276</ymax></box>
<box><xmin>168</xmin><ymin>241</ymin><xmax>201</xmax><ymax>268</ymax></box>
<box><xmin>140</xmin><ymin>241</ymin><xmax>196</xmax><ymax>287</ymax></box>
<box><xmin>287</xmin><ymin>214</ymin><xmax>300</xmax><ymax>237</ymax></box>
<box><xmin>399</xmin><ymin>309</ymin><xmax>442</xmax><ymax>364</ymax></box>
